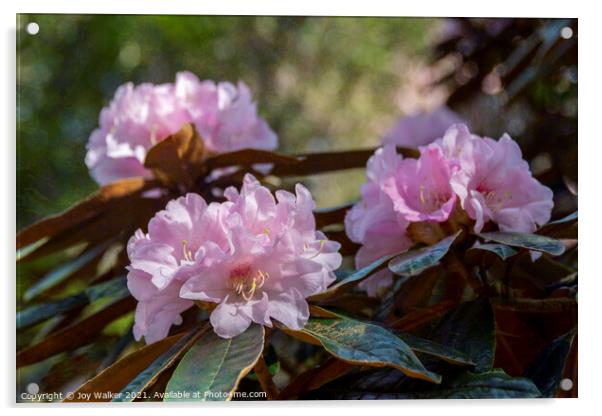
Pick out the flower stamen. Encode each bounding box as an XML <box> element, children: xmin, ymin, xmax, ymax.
<box><xmin>182</xmin><ymin>240</ymin><xmax>194</xmax><ymax>262</ymax></box>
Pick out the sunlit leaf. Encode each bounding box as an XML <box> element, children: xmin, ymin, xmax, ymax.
<box><xmin>286</xmin><ymin>316</ymin><xmax>441</xmax><ymax>383</ymax></box>
<box><xmin>144</xmin><ymin>123</ymin><xmax>207</xmax><ymax>189</ymax></box>
<box><xmin>467</xmin><ymin>243</ymin><xmax>518</xmax><ymax>261</ymax></box>
<box><xmin>309</xmin><ymin>252</ymin><xmax>399</xmax><ymax>302</ymax></box>
<box><xmin>388</xmin><ymin>231</ymin><xmax>461</xmax><ymax>278</ymax></box>
<box><xmin>113</xmin><ymin>327</ymin><xmax>208</xmax><ymax>402</ymax></box>
<box><xmin>17</xmin><ymin>177</ymin><xmax>156</xmax><ymax>250</ymax></box>
<box><xmin>164</xmin><ymin>324</ymin><xmax>265</xmax><ymax>401</ymax></box>
<box><xmin>64</xmin><ymin>332</ymin><xmax>186</xmax><ymax>402</ymax></box>
<box><xmin>478</xmin><ymin>231</ymin><xmax>565</xmax><ymax>256</ymax></box>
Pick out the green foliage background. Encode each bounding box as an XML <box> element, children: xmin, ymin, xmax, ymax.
<box><xmin>17</xmin><ymin>14</ymin><xmax>436</xmax><ymax>229</ymax></box>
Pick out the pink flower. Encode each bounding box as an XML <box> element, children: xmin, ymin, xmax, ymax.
<box><xmin>378</xmin><ymin>145</ymin><xmax>458</xmax><ymax>223</ymax></box>
<box><xmin>437</xmin><ymin>125</ymin><xmax>554</xmax><ymax>233</ymax></box>
<box><xmin>345</xmin><ymin>148</ymin><xmax>412</xmax><ymax>297</ymax></box>
<box><xmin>383</xmin><ymin>106</ymin><xmax>465</xmax><ymax>149</ymax></box>
<box><xmin>86</xmin><ymin>82</ymin><xmax>191</xmax><ymax>185</ymax></box>
<box><xmin>86</xmin><ymin>73</ymin><xmax>278</xmax><ymax>186</ymax></box>
<box><xmin>175</xmin><ymin>71</ymin><xmax>278</xmax><ymax>153</ymax></box>
<box><xmin>127</xmin><ymin>174</ymin><xmax>341</xmax><ymax>341</ymax></box>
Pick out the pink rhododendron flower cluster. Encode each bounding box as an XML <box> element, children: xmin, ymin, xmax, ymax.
<box><xmin>127</xmin><ymin>174</ymin><xmax>342</xmax><ymax>342</ymax></box>
<box><xmin>383</xmin><ymin>106</ymin><xmax>465</xmax><ymax>149</ymax></box>
<box><xmin>346</xmin><ymin>124</ymin><xmax>553</xmax><ymax>296</ymax></box>
<box><xmin>85</xmin><ymin>72</ymin><xmax>277</xmax><ymax>185</ymax></box>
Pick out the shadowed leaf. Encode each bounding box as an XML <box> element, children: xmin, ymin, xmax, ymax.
<box><xmin>429</xmin><ymin>298</ymin><xmax>495</xmax><ymax>373</ymax></box>
<box><xmin>337</xmin><ymin>369</ymin><xmax>540</xmax><ymax>399</ymax></box>
<box><xmin>397</xmin><ymin>333</ymin><xmax>475</xmax><ymax>366</ymax></box>
<box><xmin>164</xmin><ymin>324</ymin><xmax>265</xmax><ymax>401</ymax></box>
<box><xmin>17</xmin><ymin>296</ymin><xmax>135</xmax><ymax>368</ymax></box>
<box><xmin>17</xmin><ymin>276</ymin><xmax>128</xmax><ymax>329</ymax></box>
<box><xmin>478</xmin><ymin>231</ymin><xmax>565</xmax><ymax>256</ymax></box>
<box><xmin>525</xmin><ymin>331</ymin><xmax>576</xmax><ymax>397</ymax></box>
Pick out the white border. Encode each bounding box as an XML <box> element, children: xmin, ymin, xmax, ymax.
<box><xmin>3</xmin><ymin>0</ymin><xmax>599</xmax><ymax>415</ymax></box>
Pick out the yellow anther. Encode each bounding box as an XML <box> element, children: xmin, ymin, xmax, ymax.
<box><xmin>419</xmin><ymin>186</ymin><xmax>427</xmax><ymax>205</ymax></box>
<box><xmin>181</xmin><ymin>240</ymin><xmax>193</xmax><ymax>262</ymax></box>
<box><xmin>308</xmin><ymin>240</ymin><xmax>326</xmax><ymax>259</ymax></box>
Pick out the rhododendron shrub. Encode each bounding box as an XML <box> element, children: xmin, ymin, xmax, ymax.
<box><xmin>17</xmin><ymin>74</ymin><xmax>576</xmax><ymax>402</ymax></box>
<box><xmin>127</xmin><ymin>174</ymin><xmax>341</xmax><ymax>341</ymax></box>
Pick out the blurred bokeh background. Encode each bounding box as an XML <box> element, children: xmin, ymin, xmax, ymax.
<box><xmin>17</xmin><ymin>15</ymin><xmax>577</xmax><ymax>230</ymax></box>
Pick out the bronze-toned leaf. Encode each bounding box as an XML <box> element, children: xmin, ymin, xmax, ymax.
<box><xmin>144</xmin><ymin>123</ymin><xmax>207</xmax><ymax>189</ymax></box>
<box><xmin>17</xmin><ymin>177</ymin><xmax>156</xmax><ymax>250</ymax></box>
<box><xmin>64</xmin><ymin>332</ymin><xmax>186</xmax><ymax>402</ymax></box>
<box><xmin>17</xmin><ymin>296</ymin><xmax>135</xmax><ymax>368</ymax></box>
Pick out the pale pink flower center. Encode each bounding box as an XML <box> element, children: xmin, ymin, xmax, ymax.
<box><xmin>477</xmin><ymin>186</ymin><xmax>513</xmax><ymax>212</ymax></box>
<box><xmin>417</xmin><ymin>185</ymin><xmax>451</xmax><ymax>212</ymax></box>
<box><xmin>228</xmin><ymin>261</ymin><xmax>269</xmax><ymax>301</ymax></box>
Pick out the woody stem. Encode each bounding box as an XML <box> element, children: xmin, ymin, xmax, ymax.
<box><xmin>253</xmin><ymin>351</ymin><xmax>279</xmax><ymax>400</ymax></box>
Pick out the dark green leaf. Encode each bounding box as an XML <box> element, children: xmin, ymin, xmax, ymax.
<box><xmin>300</xmin><ymin>317</ymin><xmax>441</xmax><ymax>383</ymax></box>
<box><xmin>339</xmin><ymin>370</ymin><xmax>541</xmax><ymax>399</ymax></box>
<box><xmin>23</xmin><ymin>243</ymin><xmax>108</xmax><ymax>302</ymax></box>
<box><xmin>309</xmin><ymin>253</ymin><xmax>399</xmax><ymax>301</ymax></box>
<box><xmin>525</xmin><ymin>331</ymin><xmax>576</xmax><ymax>397</ymax></box>
<box><xmin>17</xmin><ymin>276</ymin><xmax>128</xmax><ymax>330</ymax></box>
<box><xmin>429</xmin><ymin>298</ymin><xmax>495</xmax><ymax>373</ymax></box>
<box><xmin>478</xmin><ymin>232</ymin><xmax>565</xmax><ymax>256</ymax></box>
<box><xmin>468</xmin><ymin>243</ymin><xmax>518</xmax><ymax>260</ymax></box>
<box><xmin>546</xmin><ymin>211</ymin><xmax>578</xmax><ymax>226</ymax></box>
<box><xmin>113</xmin><ymin>327</ymin><xmax>206</xmax><ymax>402</ymax></box>
<box><xmin>388</xmin><ymin>231</ymin><xmax>460</xmax><ymax>277</ymax></box>
<box><xmin>164</xmin><ymin>324</ymin><xmax>265</xmax><ymax>401</ymax></box>
<box><xmin>397</xmin><ymin>333</ymin><xmax>475</xmax><ymax>366</ymax></box>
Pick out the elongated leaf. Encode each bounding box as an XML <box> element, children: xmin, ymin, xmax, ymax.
<box><xmin>525</xmin><ymin>331</ymin><xmax>576</xmax><ymax>397</ymax></box>
<box><xmin>266</xmin><ymin>147</ymin><xmax>417</xmax><ymax>177</ymax></box>
<box><xmin>113</xmin><ymin>326</ymin><xmax>208</xmax><ymax>402</ymax></box>
<box><xmin>17</xmin><ymin>277</ymin><xmax>128</xmax><ymax>330</ymax></box>
<box><xmin>546</xmin><ymin>211</ymin><xmax>578</xmax><ymax>227</ymax></box>
<box><xmin>388</xmin><ymin>231</ymin><xmax>461</xmax><ymax>277</ymax></box>
<box><xmin>17</xmin><ymin>177</ymin><xmax>155</xmax><ymax>250</ymax></box>
<box><xmin>337</xmin><ymin>370</ymin><xmax>541</xmax><ymax>399</ymax></box>
<box><xmin>309</xmin><ymin>253</ymin><xmax>399</xmax><ymax>301</ymax></box>
<box><xmin>290</xmin><ymin>317</ymin><xmax>441</xmax><ymax>383</ymax></box>
<box><xmin>164</xmin><ymin>324</ymin><xmax>265</xmax><ymax>401</ymax></box>
<box><xmin>429</xmin><ymin>298</ymin><xmax>495</xmax><ymax>373</ymax></box>
<box><xmin>478</xmin><ymin>232</ymin><xmax>565</xmax><ymax>256</ymax></box>
<box><xmin>397</xmin><ymin>333</ymin><xmax>475</xmax><ymax>366</ymax></box>
<box><xmin>468</xmin><ymin>243</ymin><xmax>518</xmax><ymax>260</ymax></box>
<box><xmin>64</xmin><ymin>332</ymin><xmax>186</xmax><ymax>402</ymax></box>
<box><xmin>22</xmin><ymin>243</ymin><xmax>109</xmax><ymax>302</ymax></box>
<box><xmin>17</xmin><ymin>296</ymin><xmax>135</xmax><ymax>368</ymax></box>
<box><xmin>205</xmin><ymin>148</ymin><xmax>300</xmax><ymax>170</ymax></box>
